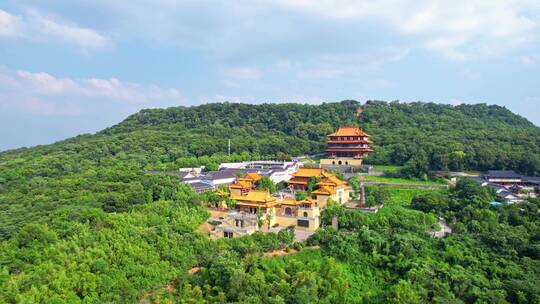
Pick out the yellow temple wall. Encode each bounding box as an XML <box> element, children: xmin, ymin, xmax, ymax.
<box><xmin>230</xmin><ymin>188</ymin><xmax>242</xmax><ymax>196</ymax></box>
<box><xmin>320</xmin><ymin>158</ymin><xmax>363</xmax><ymax>166</ymax></box>
<box><xmin>275</xmin><ymin>216</ymin><xmax>297</xmax><ymax>227</ymax></box>
<box><xmin>296</xmin><ymin>217</ymin><xmax>320</xmax><ymax>231</ymax></box>
<box><xmin>316</xmin><ymin>195</ymin><xmax>329</xmax><ymax>207</ymax></box>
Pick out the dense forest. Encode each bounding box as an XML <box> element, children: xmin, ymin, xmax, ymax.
<box><xmin>1</xmin><ymin>100</ymin><xmax>539</xmax><ymax>303</ymax></box>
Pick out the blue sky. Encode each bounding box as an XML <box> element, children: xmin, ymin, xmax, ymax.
<box><xmin>1</xmin><ymin>1</ymin><xmax>540</xmax><ymax>151</ymax></box>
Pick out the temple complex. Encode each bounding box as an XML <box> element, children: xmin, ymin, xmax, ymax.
<box><xmin>320</xmin><ymin>127</ymin><xmax>372</xmax><ymax>167</ymax></box>
<box><xmin>206</xmin><ymin>127</ymin><xmax>369</xmax><ymax>239</ymax></box>
<box><xmin>211</xmin><ymin>169</ymin><xmax>350</xmax><ymax>238</ymax></box>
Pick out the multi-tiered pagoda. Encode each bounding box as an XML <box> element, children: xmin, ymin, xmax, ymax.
<box><xmin>320</xmin><ymin>127</ymin><xmax>372</xmax><ymax>167</ymax></box>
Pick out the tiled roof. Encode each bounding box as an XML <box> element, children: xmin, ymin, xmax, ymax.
<box><xmin>312</xmin><ymin>186</ymin><xmax>336</xmax><ymax>195</ymax></box>
<box><xmin>318</xmin><ymin>173</ymin><xmax>347</xmax><ymax>186</ymax></box>
<box><xmin>230</xmin><ymin>190</ymin><xmax>277</xmax><ymax>203</ymax></box>
<box><xmin>230</xmin><ymin>180</ymin><xmax>253</xmax><ymax>189</ymax></box>
<box><xmin>485</xmin><ymin>170</ymin><xmax>522</xmax><ymax>179</ymax></box>
<box><xmin>522</xmin><ymin>177</ymin><xmax>540</xmax><ymax>184</ymax></box>
<box><xmin>189</xmin><ymin>182</ymin><xmax>214</xmax><ymax>192</ymax></box>
<box><xmin>244</xmin><ymin>172</ymin><xmax>261</xmax><ymax>181</ymax></box>
<box><xmin>287</xmin><ymin>179</ymin><xmax>309</xmax><ymax>185</ymax></box>
<box><xmin>292</xmin><ymin>168</ymin><xmax>324</xmax><ymax>178</ymax></box>
<box><xmin>328</xmin><ymin>127</ymin><xmax>369</xmax><ymax>137</ymax></box>
<box><xmin>204</xmin><ymin>170</ymin><xmax>237</xmax><ymax>180</ymax></box>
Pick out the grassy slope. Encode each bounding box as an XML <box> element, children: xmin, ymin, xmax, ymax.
<box><xmin>264</xmin><ymin>185</ymin><xmax>446</xmax><ymax>302</ymax></box>
<box><xmin>360</xmin><ymin>175</ymin><xmax>447</xmax><ymax>186</ymax></box>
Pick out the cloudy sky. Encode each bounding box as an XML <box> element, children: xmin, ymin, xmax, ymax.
<box><xmin>1</xmin><ymin>1</ymin><xmax>540</xmax><ymax>151</ymax></box>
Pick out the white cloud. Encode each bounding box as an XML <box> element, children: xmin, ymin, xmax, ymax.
<box><xmin>0</xmin><ymin>9</ymin><xmax>21</xmax><ymax>37</ymax></box>
<box><xmin>8</xmin><ymin>1</ymin><xmax>539</xmax><ymax>60</ymax></box>
<box><xmin>16</xmin><ymin>70</ymin><xmax>78</xmax><ymax>94</ymax></box>
<box><xmin>0</xmin><ymin>9</ymin><xmax>108</xmax><ymax>49</ymax></box>
<box><xmin>0</xmin><ymin>67</ymin><xmax>185</xmax><ymax>115</ymax></box>
<box><xmin>274</xmin><ymin>0</ymin><xmax>540</xmax><ymax>60</ymax></box>
<box><xmin>32</xmin><ymin>11</ymin><xmax>108</xmax><ymax>49</ymax></box>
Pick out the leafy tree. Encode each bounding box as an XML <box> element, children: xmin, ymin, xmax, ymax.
<box><xmin>411</xmin><ymin>192</ymin><xmax>449</xmax><ymax>213</ymax></box>
<box><xmin>295</xmin><ymin>191</ymin><xmax>308</xmax><ymax>201</ymax></box>
<box><xmin>307</xmin><ymin>177</ymin><xmax>321</xmax><ymax>193</ymax></box>
<box><xmin>365</xmin><ymin>186</ymin><xmax>390</xmax><ymax>207</ymax></box>
<box><xmin>348</xmin><ymin>177</ymin><xmax>361</xmax><ymax>199</ymax></box>
<box><xmin>14</xmin><ymin>223</ymin><xmax>57</xmax><ymax>248</ymax></box>
<box><xmin>385</xmin><ymin>280</ymin><xmax>423</xmax><ymax>304</ymax></box>
<box><xmin>257</xmin><ymin>177</ymin><xmax>276</xmax><ymax>194</ymax></box>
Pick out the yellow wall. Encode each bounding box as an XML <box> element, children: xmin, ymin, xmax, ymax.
<box><xmin>320</xmin><ymin>158</ymin><xmax>363</xmax><ymax>166</ymax></box>
<box><xmin>296</xmin><ymin>217</ymin><xmax>320</xmax><ymax>231</ymax></box>
<box><xmin>316</xmin><ymin>195</ymin><xmax>329</xmax><ymax>207</ymax></box>
<box><xmin>275</xmin><ymin>216</ymin><xmax>297</xmax><ymax>227</ymax></box>
<box><xmin>297</xmin><ymin>207</ymin><xmax>319</xmax><ymax>218</ymax></box>
<box><xmin>230</xmin><ymin>188</ymin><xmax>242</xmax><ymax>196</ymax></box>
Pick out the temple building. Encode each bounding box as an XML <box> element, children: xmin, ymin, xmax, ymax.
<box><xmin>312</xmin><ymin>172</ymin><xmax>350</xmax><ymax>206</ymax></box>
<box><xmin>287</xmin><ymin>168</ymin><xmax>325</xmax><ymax>191</ymax></box>
<box><xmin>229</xmin><ymin>189</ymin><xmax>279</xmax><ymax>219</ymax></box>
<box><xmin>229</xmin><ymin>172</ymin><xmax>262</xmax><ymax>195</ymax></box>
<box><xmin>320</xmin><ymin>127</ymin><xmax>372</xmax><ymax>167</ymax></box>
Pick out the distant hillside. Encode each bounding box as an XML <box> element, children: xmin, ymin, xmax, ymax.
<box><xmin>2</xmin><ymin>100</ymin><xmax>539</xmax><ymax>174</ymax></box>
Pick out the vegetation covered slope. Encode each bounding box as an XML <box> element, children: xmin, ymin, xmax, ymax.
<box><xmin>0</xmin><ymin>100</ymin><xmax>539</xmax><ymax>302</ymax></box>
<box><xmin>2</xmin><ymin>100</ymin><xmax>539</xmax><ymax>237</ymax></box>
<box><xmin>101</xmin><ymin>100</ymin><xmax>540</xmax><ymax>173</ymax></box>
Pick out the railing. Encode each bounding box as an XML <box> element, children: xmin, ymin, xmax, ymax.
<box><xmin>326</xmin><ymin>145</ymin><xmax>370</xmax><ymax>149</ymax></box>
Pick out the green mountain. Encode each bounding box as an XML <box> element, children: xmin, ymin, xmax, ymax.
<box><xmin>1</xmin><ymin>100</ymin><xmax>539</xmax><ymax>303</ymax></box>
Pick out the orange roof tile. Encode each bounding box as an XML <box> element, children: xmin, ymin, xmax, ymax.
<box><xmin>328</xmin><ymin>127</ymin><xmax>369</xmax><ymax>137</ymax></box>
<box><xmin>312</xmin><ymin>186</ymin><xmax>336</xmax><ymax>195</ymax></box>
<box><xmin>244</xmin><ymin>172</ymin><xmax>262</xmax><ymax>181</ymax></box>
<box><xmin>287</xmin><ymin>179</ymin><xmax>309</xmax><ymax>185</ymax></box>
<box><xmin>230</xmin><ymin>180</ymin><xmax>253</xmax><ymax>189</ymax></box>
<box><xmin>292</xmin><ymin>168</ymin><xmax>325</xmax><ymax>178</ymax></box>
<box><xmin>318</xmin><ymin>173</ymin><xmax>347</xmax><ymax>186</ymax></box>
<box><xmin>230</xmin><ymin>190</ymin><xmax>277</xmax><ymax>204</ymax></box>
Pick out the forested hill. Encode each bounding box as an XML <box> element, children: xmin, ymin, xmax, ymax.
<box><xmin>95</xmin><ymin>100</ymin><xmax>540</xmax><ymax>174</ymax></box>
<box><xmin>2</xmin><ymin>100</ymin><xmax>540</xmax><ymax>175</ymax></box>
<box><xmin>1</xmin><ymin>100</ymin><xmax>540</xmax><ymax>302</ymax></box>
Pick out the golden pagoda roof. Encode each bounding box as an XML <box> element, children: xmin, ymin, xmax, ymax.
<box><xmin>230</xmin><ymin>180</ymin><xmax>253</xmax><ymax>189</ymax></box>
<box><xmin>328</xmin><ymin>127</ymin><xmax>369</xmax><ymax>137</ymax></box>
<box><xmin>277</xmin><ymin>197</ymin><xmax>316</xmax><ymax>206</ymax></box>
<box><xmin>292</xmin><ymin>168</ymin><xmax>325</xmax><ymax>178</ymax></box>
<box><xmin>300</xmin><ymin>198</ymin><xmax>316</xmax><ymax>204</ymax></box>
<box><xmin>230</xmin><ymin>189</ymin><xmax>277</xmax><ymax>204</ymax></box>
<box><xmin>287</xmin><ymin>179</ymin><xmax>309</xmax><ymax>185</ymax></box>
<box><xmin>318</xmin><ymin>173</ymin><xmax>347</xmax><ymax>186</ymax></box>
<box><xmin>244</xmin><ymin>172</ymin><xmax>262</xmax><ymax>182</ymax></box>
<box><xmin>312</xmin><ymin>186</ymin><xmax>336</xmax><ymax>195</ymax></box>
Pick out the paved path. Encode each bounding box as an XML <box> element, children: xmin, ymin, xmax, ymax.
<box><xmin>430</xmin><ymin>217</ymin><xmax>452</xmax><ymax>238</ymax></box>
